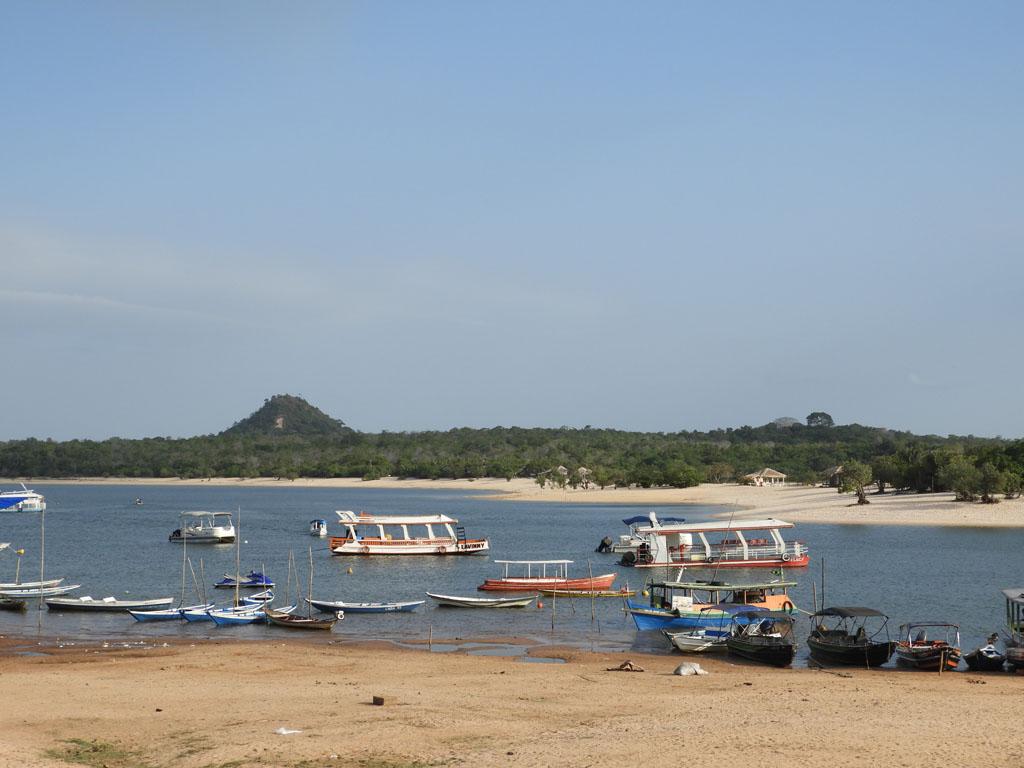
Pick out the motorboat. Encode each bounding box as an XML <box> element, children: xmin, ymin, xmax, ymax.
<box><xmin>169</xmin><ymin>511</ymin><xmax>236</xmax><ymax>544</ymax></box>
<box><xmin>807</xmin><ymin>606</ymin><xmax>897</xmax><ymax>667</ymax></box>
<box><xmin>307</xmin><ymin>598</ymin><xmax>424</xmax><ymax>614</ymax></box>
<box><xmin>598</xmin><ymin>513</ymin><xmax>686</xmax><ymax>555</ymax></box>
<box><xmin>964</xmin><ymin>635</ymin><xmax>1006</xmax><ymax>672</ymax></box>
<box><xmin>426</xmin><ymin>592</ymin><xmax>536</xmax><ymax>609</ymax></box>
<box><xmin>663</xmin><ymin>607</ymin><xmax>735</xmax><ymax>653</ymax></box>
<box><xmin>0</xmin><ymin>484</ymin><xmax>46</xmax><ymax>513</ymax></box>
<box><xmin>895</xmin><ymin>623</ymin><xmax>962</xmax><ymax>670</ymax></box>
<box><xmin>478</xmin><ymin>560</ymin><xmax>616</xmax><ymax>592</ymax></box>
<box><xmin>620</xmin><ymin>517</ymin><xmax>808</xmax><ymax>569</ymax></box>
<box><xmin>330</xmin><ymin>511</ymin><xmax>489</xmax><ymax>556</ymax></box>
<box><xmin>214</xmin><ymin>570</ymin><xmax>273</xmax><ymax>588</ymax></box>
<box><xmin>626</xmin><ymin>578</ymin><xmax>797</xmax><ymax>632</ymax></box>
<box><xmin>45</xmin><ymin>595</ymin><xmax>174</xmax><ymax>613</ymax></box>
<box><xmin>725</xmin><ymin>609</ymin><xmax>797</xmax><ymax>667</ymax></box>
<box><xmin>309</xmin><ymin>519</ymin><xmax>327</xmax><ymax>537</ymax></box>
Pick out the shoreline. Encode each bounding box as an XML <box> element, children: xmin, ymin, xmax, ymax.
<box><xmin>10</xmin><ymin>475</ymin><xmax>1024</xmax><ymax>527</ymax></box>
<box><xmin>1</xmin><ymin>636</ymin><xmax>1022</xmax><ymax>767</ymax></box>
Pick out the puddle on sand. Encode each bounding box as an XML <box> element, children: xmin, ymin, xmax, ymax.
<box><xmin>15</xmin><ymin>651</ymin><xmax>48</xmax><ymax>657</ymax></box>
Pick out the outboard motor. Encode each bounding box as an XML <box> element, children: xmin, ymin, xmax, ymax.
<box><xmin>595</xmin><ymin>536</ymin><xmax>614</xmax><ymax>553</ymax></box>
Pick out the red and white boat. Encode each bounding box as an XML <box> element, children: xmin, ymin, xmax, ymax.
<box><xmin>329</xmin><ymin>511</ymin><xmax>489</xmax><ymax>556</ymax></box>
<box><xmin>621</xmin><ymin>517</ymin><xmax>808</xmax><ymax>569</ymax></box>
<box><xmin>478</xmin><ymin>560</ymin><xmax>617</xmax><ymax>592</ymax></box>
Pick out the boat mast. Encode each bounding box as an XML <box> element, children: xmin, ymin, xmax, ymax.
<box><xmin>234</xmin><ymin>507</ymin><xmax>241</xmax><ymax>608</ymax></box>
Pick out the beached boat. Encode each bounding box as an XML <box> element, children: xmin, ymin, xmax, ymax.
<box><xmin>626</xmin><ymin>579</ymin><xmax>797</xmax><ymax>632</ymax></box>
<box><xmin>309</xmin><ymin>519</ymin><xmax>327</xmax><ymax>537</ymax></box>
<box><xmin>807</xmin><ymin>607</ymin><xmax>896</xmax><ymax>667</ymax></box>
<box><xmin>662</xmin><ymin>606</ymin><xmax>737</xmax><ymax>653</ymax></box>
<box><xmin>426</xmin><ymin>592</ymin><xmax>536</xmax><ymax>609</ymax></box>
<box><xmin>895</xmin><ymin>623</ymin><xmax>962</xmax><ymax>670</ymax></box>
<box><xmin>168</xmin><ymin>511</ymin><xmax>236</xmax><ymax>544</ymax></box>
<box><xmin>329</xmin><ymin>511</ymin><xmax>489</xmax><ymax>556</ymax></box>
<box><xmin>214</xmin><ymin>570</ymin><xmax>274</xmax><ymax>589</ymax></box>
<box><xmin>207</xmin><ymin>605</ymin><xmax>266</xmax><ymax>625</ymax></box>
<box><xmin>0</xmin><ymin>583</ymin><xmax>81</xmax><ymax>598</ymax></box>
<box><xmin>964</xmin><ymin>635</ymin><xmax>1005</xmax><ymax>672</ymax></box>
<box><xmin>478</xmin><ymin>560</ymin><xmax>616</xmax><ymax>592</ymax></box>
<box><xmin>620</xmin><ymin>516</ymin><xmax>808</xmax><ymax>569</ymax></box>
<box><xmin>308</xmin><ymin>598</ymin><xmax>424</xmax><ymax>614</ymax></box>
<box><xmin>726</xmin><ymin>610</ymin><xmax>797</xmax><ymax>667</ymax></box>
<box><xmin>0</xmin><ymin>484</ymin><xmax>46</xmax><ymax>513</ymax></box>
<box><xmin>45</xmin><ymin>595</ymin><xmax>174</xmax><ymax>613</ymax></box>
<box><xmin>265</xmin><ymin>604</ymin><xmax>339</xmax><ymax>630</ymax></box>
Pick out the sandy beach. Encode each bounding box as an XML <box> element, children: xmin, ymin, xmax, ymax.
<box><xmin>21</xmin><ymin>476</ymin><xmax>1024</xmax><ymax>527</ymax></box>
<box><xmin>0</xmin><ymin>638</ymin><xmax>1021</xmax><ymax>768</ymax></box>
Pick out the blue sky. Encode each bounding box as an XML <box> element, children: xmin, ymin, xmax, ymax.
<box><xmin>2</xmin><ymin>2</ymin><xmax>1022</xmax><ymax>439</ymax></box>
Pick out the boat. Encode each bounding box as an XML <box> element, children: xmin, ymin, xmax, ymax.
<box><xmin>182</xmin><ymin>603</ymin><xmax>251</xmax><ymax>623</ymax></box>
<box><xmin>168</xmin><ymin>511</ymin><xmax>236</xmax><ymax>544</ymax></box>
<box><xmin>895</xmin><ymin>623</ymin><xmax>962</xmax><ymax>670</ymax></box>
<box><xmin>45</xmin><ymin>595</ymin><xmax>174</xmax><ymax>613</ymax></box>
<box><xmin>0</xmin><ymin>577</ymin><xmax>64</xmax><ymax>591</ymax></box>
<box><xmin>537</xmin><ymin>588</ymin><xmax>636</xmax><ymax>598</ymax></box>
<box><xmin>309</xmin><ymin>519</ymin><xmax>327</xmax><ymax>537</ymax></box>
<box><xmin>1000</xmin><ymin>588</ymin><xmax>1024</xmax><ymax>671</ymax></box>
<box><xmin>329</xmin><ymin>511</ymin><xmax>489</xmax><ymax>556</ymax></box>
<box><xmin>626</xmin><ymin>578</ymin><xmax>797</xmax><ymax>631</ymax></box>
<box><xmin>134</xmin><ymin>497</ymin><xmax>144</xmax><ymax>506</ymax></box>
<box><xmin>807</xmin><ymin>606</ymin><xmax>897</xmax><ymax>667</ymax></box>
<box><xmin>307</xmin><ymin>598</ymin><xmax>424</xmax><ymax>614</ymax></box>
<box><xmin>477</xmin><ymin>560</ymin><xmax>616</xmax><ymax>592</ymax></box>
<box><xmin>964</xmin><ymin>635</ymin><xmax>1006</xmax><ymax>672</ymax></box>
<box><xmin>241</xmin><ymin>589</ymin><xmax>275</xmax><ymax>604</ymax></box>
<box><xmin>208</xmin><ymin>605</ymin><xmax>267</xmax><ymax>625</ymax></box>
<box><xmin>214</xmin><ymin>570</ymin><xmax>274</xmax><ymax>588</ymax></box>
<box><xmin>0</xmin><ymin>597</ymin><xmax>26</xmax><ymax>612</ymax></box>
<box><xmin>129</xmin><ymin>603</ymin><xmax>214</xmax><ymax>622</ymax></box>
<box><xmin>265</xmin><ymin>605</ymin><xmax>339</xmax><ymax>630</ymax></box>
<box><xmin>0</xmin><ymin>484</ymin><xmax>46</xmax><ymax>513</ymax></box>
<box><xmin>620</xmin><ymin>516</ymin><xmax>808</xmax><ymax>569</ymax></box>
<box><xmin>662</xmin><ymin>606</ymin><xmax>737</xmax><ymax>653</ymax></box>
<box><xmin>0</xmin><ymin>583</ymin><xmax>81</xmax><ymax>598</ymax></box>
<box><xmin>725</xmin><ymin>610</ymin><xmax>798</xmax><ymax>667</ymax></box>
<box><xmin>426</xmin><ymin>592</ymin><xmax>536</xmax><ymax>609</ymax></box>
<box><xmin>598</xmin><ymin>514</ymin><xmax>687</xmax><ymax>554</ymax></box>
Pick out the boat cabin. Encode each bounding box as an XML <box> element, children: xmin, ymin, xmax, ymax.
<box><xmin>624</xmin><ymin>517</ymin><xmax>808</xmax><ymax>568</ymax></box>
<box><xmin>1002</xmin><ymin>588</ymin><xmax>1024</xmax><ymax>643</ymax></box>
<box><xmin>169</xmin><ymin>511</ymin><xmax>236</xmax><ymax>543</ymax></box>
<box><xmin>329</xmin><ymin>511</ymin><xmax>489</xmax><ymax>556</ymax></box>
<box><xmin>643</xmin><ymin>580</ymin><xmax>797</xmax><ymax>614</ymax></box>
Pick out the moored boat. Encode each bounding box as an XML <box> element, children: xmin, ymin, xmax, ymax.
<box><xmin>0</xmin><ymin>484</ymin><xmax>46</xmax><ymax>513</ymax></box>
<box><xmin>537</xmin><ymin>588</ymin><xmax>636</xmax><ymax>598</ymax></box>
<box><xmin>478</xmin><ymin>560</ymin><xmax>616</xmax><ymax>592</ymax></box>
<box><xmin>626</xmin><ymin>579</ymin><xmax>797</xmax><ymax>632</ymax></box>
<box><xmin>807</xmin><ymin>607</ymin><xmax>896</xmax><ymax>667</ymax></box>
<box><xmin>309</xmin><ymin>519</ymin><xmax>327</xmax><ymax>537</ymax></box>
<box><xmin>620</xmin><ymin>516</ymin><xmax>808</xmax><ymax>569</ymax></box>
<box><xmin>46</xmin><ymin>595</ymin><xmax>174</xmax><ymax>613</ymax></box>
<box><xmin>308</xmin><ymin>598</ymin><xmax>424</xmax><ymax>614</ymax></box>
<box><xmin>599</xmin><ymin>514</ymin><xmax>686</xmax><ymax>555</ymax></box>
<box><xmin>0</xmin><ymin>583</ymin><xmax>81</xmax><ymax>598</ymax></box>
<box><xmin>214</xmin><ymin>570</ymin><xmax>274</xmax><ymax>589</ymax></box>
<box><xmin>426</xmin><ymin>592</ymin><xmax>536</xmax><ymax>609</ymax></box>
<box><xmin>895</xmin><ymin>623</ymin><xmax>962</xmax><ymax>670</ymax></box>
<box><xmin>0</xmin><ymin>597</ymin><xmax>27</xmax><ymax>612</ymax></box>
<box><xmin>964</xmin><ymin>635</ymin><xmax>1006</xmax><ymax>672</ymax></box>
<box><xmin>0</xmin><ymin>577</ymin><xmax>64</xmax><ymax>591</ymax></box>
<box><xmin>129</xmin><ymin>603</ymin><xmax>214</xmax><ymax>622</ymax></box>
<box><xmin>169</xmin><ymin>511</ymin><xmax>236</xmax><ymax>544</ymax></box>
<box><xmin>265</xmin><ymin>605</ymin><xmax>339</xmax><ymax>630</ymax></box>
<box><xmin>725</xmin><ymin>610</ymin><xmax>797</xmax><ymax>667</ymax></box>
<box><xmin>329</xmin><ymin>511</ymin><xmax>489</xmax><ymax>556</ymax></box>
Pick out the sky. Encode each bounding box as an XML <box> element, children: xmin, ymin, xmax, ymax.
<box><xmin>2</xmin><ymin>2</ymin><xmax>1023</xmax><ymax>440</ymax></box>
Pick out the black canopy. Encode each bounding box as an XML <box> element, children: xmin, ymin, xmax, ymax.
<box><xmin>812</xmin><ymin>606</ymin><xmax>887</xmax><ymax>618</ymax></box>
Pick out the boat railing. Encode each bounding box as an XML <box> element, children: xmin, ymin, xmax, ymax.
<box><xmin>668</xmin><ymin>541</ymin><xmax>805</xmax><ymax>564</ymax></box>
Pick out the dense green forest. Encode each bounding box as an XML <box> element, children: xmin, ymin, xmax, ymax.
<box><xmin>1</xmin><ymin>395</ymin><xmax>1022</xmax><ymax>501</ymax></box>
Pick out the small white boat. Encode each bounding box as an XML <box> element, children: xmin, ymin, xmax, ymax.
<box><xmin>309</xmin><ymin>519</ymin><xmax>327</xmax><ymax>537</ymax></box>
<box><xmin>426</xmin><ymin>592</ymin><xmax>536</xmax><ymax>609</ymax></box>
<box><xmin>0</xmin><ymin>484</ymin><xmax>46</xmax><ymax>513</ymax></box>
<box><xmin>0</xmin><ymin>583</ymin><xmax>81</xmax><ymax>598</ymax></box>
<box><xmin>46</xmin><ymin>595</ymin><xmax>174</xmax><ymax>613</ymax></box>
<box><xmin>0</xmin><ymin>577</ymin><xmax>64</xmax><ymax>591</ymax></box>
<box><xmin>663</xmin><ymin>628</ymin><xmax>728</xmax><ymax>653</ymax></box>
<box><xmin>168</xmin><ymin>511</ymin><xmax>236</xmax><ymax>544</ymax></box>
<box><xmin>307</xmin><ymin>598</ymin><xmax>424</xmax><ymax>614</ymax></box>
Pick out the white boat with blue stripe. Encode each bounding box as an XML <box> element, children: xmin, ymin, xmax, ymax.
<box><xmin>0</xmin><ymin>484</ymin><xmax>46</xmax><ymax>513</ymax></box>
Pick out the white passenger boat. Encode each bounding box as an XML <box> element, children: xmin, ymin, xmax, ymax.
<box><xmin>426</xmin><ymin>592</ymin><xmax>536</xmax><ymax>609</ymax></box>
<box><xmin>0</xmin><ymin>484</ymin><xmax>46</xmax><ymax>513</ymax></box>
<box><xmin>168</xmin><ymin>511</ymin><xmax>236</xmax><ymax>543</ymax></box>
<box><xmin>329</xmin><ymin>511</ymin><xmax>489</xmax><ymax>556</ymax></box>
<box><xmin>621</xmin><ymin>516</ymin><xmax>809</xmax><ymax>569</ymax></box>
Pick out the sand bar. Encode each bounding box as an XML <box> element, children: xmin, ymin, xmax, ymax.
<box><xmin>12</xmin><ymin>477</ymin><xmax>1024</xmax><ymax>527</ymax></box>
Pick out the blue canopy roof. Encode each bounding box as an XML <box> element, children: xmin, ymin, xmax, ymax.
<box><xmin>622</xmin><ymin>515</ymin><xmax>685</xmax><ymax>525</ymax></box>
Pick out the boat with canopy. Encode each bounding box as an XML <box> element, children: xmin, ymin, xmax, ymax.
<box><xmin>626</xmin><ymin>579</ymin><xmax>797</xmax><ymax>631</ymax></box>
<box><xmin>168</xmin><ymin>512</ymin><xmax>236</xmax><ymax>544</ymax></box>
<box><xmin>726</xmin><ymin>609</ymin><xmax>797</xmax><ymax>667</ymax></box>
<box><xmin>1001</xmin><ymin>588</ymin><xmax>1024</xmax><ymax>671</ymax></box>
<box><xmin>478</xmin><ymin>560</ymin><xmax>616</xmax><ymax>592</ymax></box>
<box><xmin>0</xmin><ymin>484</ymin><xmax>46</xmax><ymax>513</ymax></box>
<box><xmin>329</xmin><ymin>511</ymin><xmax>489</xmax><ymax>556</ymax></box>
<box><xmin>895</xmin><ymin>622</ymin><xmax>961</xmax><ymax>670</ymax></box>
<box><xmin>806</xmin><ymin>606</ymin><xmax>896</xmax><ymax>667</ymax></box>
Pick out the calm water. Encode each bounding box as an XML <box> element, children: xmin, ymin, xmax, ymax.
<box><xmin>1</xmin><ymin>483</ymin><xmax>1021</xmax><ymax>665</ymax></box>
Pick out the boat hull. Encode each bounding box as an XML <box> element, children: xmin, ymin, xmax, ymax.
<box><xmin>330</xmin><ymin>538</ymin><xmax>489</xmax><ymax>556</ymax></box>
<box><xmin>726</xmin><ymin>637</ymin><xmax>796</xmax><ymax>667</ymax></box>
<box><xmin>633</xmin><ymin>554</ymin><xmax>810</xmax><ymax>569</ymax></box>
<box><xmin>895</xmin><ymin>644</ymin><xmax>961</xmax><ymax>671</ymax></box>
<box><xmin>46</xmin><ymin>597</ymin><xmax>174</xmax><ymax>613</ymax></box>
<box><xmin>426</xmin><ymin>592</ymin><xmax>536</xmax><ymax>608</ymax></box>
<box><xmin>478</xmin><ymin>574</ymin><xmax>616</xmax><ymax>592</ymax></box>
<box><xmin>964</xmin><ymin>649</ymin><xmax>1006</xmax><ymax>672</ymax></box>
<box><xmin>807</xmin><ymin>636</ymin><xmax>895</xmax><ymax>667</ymax></box>
<box><xmin>308</xmin><ymin>599</ymin><xmax>424</xmax><ymax>614</ymax></box>
<box><xmin>664</xmin><ymin>630</ymin><xmax>728</xmax><ymax>653</ymax></box>
<box><xmin>265</xmin><ymin>607</ymin><xmax>338</xmax><ymax>630</ymax></box>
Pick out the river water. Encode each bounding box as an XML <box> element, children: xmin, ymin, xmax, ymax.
<box><xmin>0</xmin><ymin>483</ymin><xmax>1019</xmax><ymax>664</ymax></box>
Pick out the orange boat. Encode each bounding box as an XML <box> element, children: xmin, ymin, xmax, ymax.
<box><xmin>478</xmin><ymin>560</ymin><xmax>617</xmax><ymax>592</ymax></box>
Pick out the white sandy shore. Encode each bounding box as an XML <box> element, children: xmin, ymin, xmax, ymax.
<box><xmin>9</xmin><ymin>476</ymin><xmax>1024</xmax><ymax>527</ymax></box>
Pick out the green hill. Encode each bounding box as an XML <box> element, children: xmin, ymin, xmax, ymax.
<box><xmin>221</xmin><ymin>394</ymin><xmax>351</xmax><ymax>437</ymax></box>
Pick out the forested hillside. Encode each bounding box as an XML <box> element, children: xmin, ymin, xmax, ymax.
<box><xmin>1</xmin><ymin>396</ymin><xmax>1021</xmax><ymax>499</ymax></box>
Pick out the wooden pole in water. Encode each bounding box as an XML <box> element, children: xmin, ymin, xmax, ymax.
<box><xmin>811</xmin><ymin>580</ymin><xmax>818</xmax><ymax>617</ymax></box>
<box><xmin>551</xmin><ymin>587</ymin><xmax>556</xmax><ymax>632</ymax></box>
<box><xmin>428</xmin><ymin>623</ymin><xmax>433</xmax><ymax>650</ymax></box>
<box><xmin>37</xmin><ymin>509</ymin><xmax>45</xmax><ymax>623</ymax></box>
<box><xmin>820</xmin><ymin>557</ymin><xmax>826</xmax><ymax>612</ymax></box>
<box><xmin>307</xmin><ymin>546</ymin><xmax>314</xmax><ymax>619</ymax></box>
<box><xmin>199</xmin><ymin>559</ymin><xmax>207</xmax><ymax>604</ymax></box>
